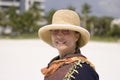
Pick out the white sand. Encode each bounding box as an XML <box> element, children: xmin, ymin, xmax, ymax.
<box><xmin>0</xmin><ymin>39</ymin><xmax>120</xmax><ymax>80</ymax></box>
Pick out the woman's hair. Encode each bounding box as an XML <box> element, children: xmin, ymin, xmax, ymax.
<box><xmin>75</xmin><ymin>31</ymin><xmax>81</xmax><ymax>53</ymax></box>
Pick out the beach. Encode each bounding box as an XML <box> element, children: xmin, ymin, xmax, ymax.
<box><xmin>0</xmin><ymin>39</ymin><xmax>120</xmax><ymax>80</ymax></box>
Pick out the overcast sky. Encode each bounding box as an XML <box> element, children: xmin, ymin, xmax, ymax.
<box><xmin>44</xmin><ymin>0</ymin><xmax>120</xmax><ymax>18</ymax></box>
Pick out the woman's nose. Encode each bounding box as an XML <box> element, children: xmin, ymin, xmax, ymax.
<box><xmin>56</xmin><ymin>31</ymin><xmax>64</xmax><ymax>38</ymax></box>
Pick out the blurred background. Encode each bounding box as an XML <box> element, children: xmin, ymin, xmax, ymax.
<box><xmin>0</xmin><ymin>0</ymin><xmax>120</xmax><ymax>39</ymax></box>
<box><xmin>0</xmin><ymin>0</ymin><xmax>120</xmax><ymax>80</ymax></box>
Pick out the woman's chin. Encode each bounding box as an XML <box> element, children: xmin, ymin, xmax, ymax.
<box><xmin>56</xmin><ymin>45</ymin><xmax>68</xmax><ymax>52</ymax></box>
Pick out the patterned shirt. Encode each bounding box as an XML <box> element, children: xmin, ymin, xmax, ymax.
<box><xmin>41</xmin><ymin>52</ymin><xmax>99</xmax><ymax>80</ymax></box>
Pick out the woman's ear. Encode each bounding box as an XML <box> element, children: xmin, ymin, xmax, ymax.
<box><xmin>75</xmin><ymin>33</ymin><xmax>80</xmax><ymax>42</ymax></box>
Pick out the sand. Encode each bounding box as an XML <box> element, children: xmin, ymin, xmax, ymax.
<box><xmin>0</xmin><ymin>39</ymin><xmax>120</xmax><ymax>80</ymax></box>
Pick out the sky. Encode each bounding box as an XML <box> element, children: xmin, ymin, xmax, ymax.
<box><xmin>44</xmin><ymin>0</ymin><xmax>120</xmax><ymax>18</ymax></box>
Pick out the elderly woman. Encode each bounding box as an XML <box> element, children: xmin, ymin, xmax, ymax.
<box><xmin>38</xmin><ymin>9</ymin><xmax>99</xmax><ymax>80</ymax></box>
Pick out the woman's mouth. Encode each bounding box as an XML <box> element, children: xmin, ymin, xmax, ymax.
<box><xmin>56</xmin><ymin>41</ymin><xmax>66</xmax><ymax>45</ymax></box>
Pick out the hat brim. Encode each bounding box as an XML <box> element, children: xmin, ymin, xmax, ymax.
<box><xmin>38</xmin><ymin>24</ymin><xmax>90</xmax><ymax>48</ymax></box>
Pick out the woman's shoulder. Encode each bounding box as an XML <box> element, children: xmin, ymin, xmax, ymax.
<box><xmin>64</xmin><ymin>60</ymin><xmax>99</xmax><ymax>80</ymax></box>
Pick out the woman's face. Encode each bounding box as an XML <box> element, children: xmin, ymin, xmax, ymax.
<box><xmin>50</xmin><ymin>29</ymin><xmax>80</xmax><ymax>54</ymax></box>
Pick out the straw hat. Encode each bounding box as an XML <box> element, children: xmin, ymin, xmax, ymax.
<box><xmin>38</xmin><ymin>9</ymin><xmax>90</xmax><ymax>48</ymax></box>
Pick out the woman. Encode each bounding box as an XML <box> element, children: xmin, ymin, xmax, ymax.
<box><xmin>38</xmin><ymin>9</ymin><xmax>99</xmax><ymax>80</ymax></box>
